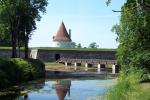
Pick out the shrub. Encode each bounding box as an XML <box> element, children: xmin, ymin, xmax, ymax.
<box><xmin>130</xmin><ymin>51</ymin><xmax>150</xmax><ymax>80</ymax></box>
<box><xmin>0</xmin><ymin>58</ymin><xmax>45</xmax><ymax>89</ymax></box>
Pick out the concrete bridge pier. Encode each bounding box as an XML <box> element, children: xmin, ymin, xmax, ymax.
<box><xmin>74</xmin><ymin>62</ymin><xmax>77</xmax><ymax>71</ymax></box>
<box><xmin>85</xmin><ymin>63</ymin><xmax>88</xmax><ymax>71</ymax></box>
<box><xmin>97</xmin><ymin>64</ymin><xmax>101</xmax><ymax>72</ymax></box>
<box><xmin>65</xmin><ymin>62</ymin><xmax>68</xmax><ymax>69</ymax></box>
<box><xmin>112</xmin><ymin>64</ymin><xmax>116</xmax><ymax>74</ymax></box>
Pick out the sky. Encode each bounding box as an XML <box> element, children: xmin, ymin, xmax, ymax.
<box><xmin>29</xmin><ymin>0</ymin><xmax>125</xmax><ymax>48</ymax></box>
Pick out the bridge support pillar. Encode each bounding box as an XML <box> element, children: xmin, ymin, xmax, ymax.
<box><xmin>97</xmin><ymin>64</ymin><xmax>101</xmax><ymax>72</ymax></box>
<box><xmin>112</xmin><ymin>64</ymin><xmax>116</xmax><ymax>74</ymax></box>
<box><xmin>65</xmin><ymin>62</ymin><xmax>68</xmax><ymax>69</ymax></box>
<box><xmin>74</xmin><ymin>62</ymin><xmax>77</xmax><ymax>71</ymax></box>
<box><xmin>85</xmin><ymin>63</ymin><xmax>88</xmax><ymax>71</ymax></box>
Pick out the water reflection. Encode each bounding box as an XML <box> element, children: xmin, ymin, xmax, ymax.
<box><xmin>0</xmin><ymin>78</ymin><xmax>116</xmax><ymax>100</ymax></box>
<box><xmin>52</xmin><ymin>80</ymin><xmax>71</xmax><ymax>100</ymax></box>
<box><xmin>0</xmin><ymin>79</ymin><xmax>45</xmax><ymax>100</ymax></box>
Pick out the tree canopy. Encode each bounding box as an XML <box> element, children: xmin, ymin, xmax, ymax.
<box><xmin>89</xmin><ymin>42</ymin><xmax>99</xmax><ymax>48</ymax></box>
<box><xmin>77</xmin><ymin>43</ymin><xmax>82</xmax><ymax>48</ymax></box>
<box><xmin>0</xmin><ymin>0</ymin><xmax>48</xmax><ymax>58</ymax></box>
<box><xmin>112</xmin><ymin>0</ymin><xmax>150</xmax><ymax>75</ymax></box>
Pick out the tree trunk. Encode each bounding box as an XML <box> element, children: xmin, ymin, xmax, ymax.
<box><xmin>25</xmin><ymin>35</ymin><xmax>28</xmax><ymax>59</ymax></box>
<box><xmin>18</xmin><ymin>46</ymin><xmax>21</xmax><ymax>57</ymax></box>
<box><xmin>11</xmin><ymin>30</ymin><xmax>17</xmax><ymax>58</ymax></box>
<box><xmin>17</xmin><ymin>33</ymin><xmax>21</xmax><ymax>58</ymax></box>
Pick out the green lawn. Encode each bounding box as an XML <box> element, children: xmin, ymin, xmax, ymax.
<box><xmin>0</xmin><ymin>46</ymin><xmax>116</xmax><ymax>51</ymax></box>
<box><xmin>139</xmin><ymin>82</ymin><xmax>150</xmax><ymax>100</ymax></box>
<box><xmin>0</xmin><ymin>47</ymin><xmax>12</xmax><ymax>50</ymax></box>
<box><xmin>0</xmin><ymin>47</ymin><xmax>25</xmax><ymax>50</ymax></box>
<box><xmin>31</xmin><ymin>47</ymin><xmax>116</xmax><ymax>51</ymax></box>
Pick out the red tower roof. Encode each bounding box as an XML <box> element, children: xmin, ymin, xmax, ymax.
<box><xmin>53</xmin><ymin>22</ymin><xmax>72</xmax><ymax>41</ymax></box>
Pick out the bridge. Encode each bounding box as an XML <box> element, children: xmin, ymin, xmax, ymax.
<box><xmin>58</xmin><ymin>58</ymin><xmax>118</xmax><ymax>74</ymax></box>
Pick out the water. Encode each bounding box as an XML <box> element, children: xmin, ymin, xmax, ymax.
<box><xmin>2</xmin><ymin>78</ymin><xmax>116</xmax><ymax>100</ymax></box>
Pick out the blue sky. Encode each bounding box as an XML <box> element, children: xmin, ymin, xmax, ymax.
<box><xmin>29</xmin><ymin>0</ymin><xmax>125</xmax><ymax>48</ymax></box>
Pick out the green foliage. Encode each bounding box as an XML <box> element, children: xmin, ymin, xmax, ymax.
<box><xmin>0</xmin><ymin>58</ymin><xmax>45</xmax><ymax>89</ymax></box>
<box><xmin>106</xmin><ymin>68</ymin><xmax>145</xmax><ymax>100</ymax></box>
<box><xmin>112</xmin><ymin>0</ymin><xmax>150</xmax><ymax>77</ymax></box>
<box><xmin>106</xmin><ymin>0</ymin><xmax>111</xmax><ymax>6</ymax></box>
<box><xmin>0</xmin><ymin>23</ymin><xmax>10</xmax><ymax>46</ymax></box>
<box><xmin>130</xmin><ymin>51</ymin><xmax>150</xmax><ymax>80</ymax></box>
<box><xmin>71</xmin><ymin>42</ymin><xmax>76</xmax><ymax>48</ymax></box>
<box><xmin>88</xmin><ymin>42</ymin><xmax>99</xmax><ymax>48</ymax></box>
<box><xmin>0</xmin><ymin>0</ymin><xmax>48</xmax><ymax>57</ymax></box>
<box><xmin>32</xmin><ymin>47</ymin><xmax>115</xmax><ymax>51</ymax></box>
<box><xmin>77</xmin><ymin>43</ymin><xmax>82</xmax><ymax>48</ymax></box>
<box><xmin>106</xmin><ymin>1</ymin><xmax>150</xmax><ymax>99</ymax></box>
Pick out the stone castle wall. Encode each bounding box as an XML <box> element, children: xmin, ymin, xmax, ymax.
<box><xmin>36</xmin><ymin>49</ymin><xmax>116</xmax><ymax>62</ymax></box>
<box><xmin>0</xmin><ymin>49</ymin><xmax>116</xmax><ymax>62</ymax></box>
<box><xmin>0</xmin><ymin>49</ymin><xmax>26</xmax><ymax>58</ymax></box>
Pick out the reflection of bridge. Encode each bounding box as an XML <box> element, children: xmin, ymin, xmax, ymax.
<box><xmin>59</xmin><ymin>58</ymin><xmax>118</xmax><ymax>74</ymax></box>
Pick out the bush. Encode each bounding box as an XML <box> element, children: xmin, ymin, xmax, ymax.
<box><xmin>0</xmin><ymin>58</ymin><xmax>45</xmax><ymax>89</ymax></box>
<box><xmin>130</xmin><ymin>51</ymin><xmax>150</xmax><ymax>80</ymax></box>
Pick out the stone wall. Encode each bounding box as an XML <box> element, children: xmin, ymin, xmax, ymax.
<box><xmin>0</xmin><ymin>49</ymin><xmax>116</xmax><ymax>62</ymax></box>
<box><xmin>36</xmin><ymin>49</ymin><xmax>116</xmax><ymax>62</ymax></box>
<box><xmin>0</xmin><ymin>49</ymin><xmax>28</xmax><ymax>58</ymax></box>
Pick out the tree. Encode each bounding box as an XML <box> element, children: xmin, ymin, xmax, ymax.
<box><xmin>71</xmin><ymin>42</ymin><xmax>76</xmax><ymax>48</ymax></box>
<box><xmin>0</xmin><ymin>0</ymin><xmax>48</xmax><ymax>58</ymax></box>
<box><xmin>77</xmin><ymin>43</ymin><xmax>82</xmax><ymax>48</ymax></box>
<box><xmin>0</xmin><ymin>0</ymin><xmax>19</xmax><ymax>57</ymax></box>
<box><xmin>112</xmin><ymin>0</ymin><xmax>150</xmax><ymax>74</ymax></box>
<box><xmin>89</xmin><ymin>42</ymin><xmax>99</xmax><ymax>48</ymax></box>
<box><xmin>18</xmin><ymin>0</ymin><xmax>48</xmax><ymax>58</ymax></box>
<box><xmin>0</xmin><ymin>24</ymin><xmax>11</xmax><ymax>46</ymax></box>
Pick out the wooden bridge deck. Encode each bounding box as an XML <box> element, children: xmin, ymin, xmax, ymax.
<box><xmin>59</xmin><ymin>58</ymin><xmax>117</xmax><ymax>64</ymax></box>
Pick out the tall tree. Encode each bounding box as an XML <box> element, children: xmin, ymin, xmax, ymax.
<box><xmin>112</xmin><ymin>0</ymin><xmax>150</xmax><ymax>74</ymax></box>
<box><xmin>0</xmin><ymin>0</ymin><xmax>20</xmax><ymax>57</ymax></box>
<box><xmin>0</xmin><ymin>0</ymin><xmax>48</xmax><ymax>58</ymax></box>
<box><xmin>18</xmin><ymin>0</ymin><xmax>48</xmax><ymax>58</ymax></box>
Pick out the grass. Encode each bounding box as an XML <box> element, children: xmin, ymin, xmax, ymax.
<box><xmin>45</xmin><ymin>62</ymin><xmax>65</xmax><ymax>71</ymax></box>
<box><xmin>31</xmin><ymin>47</ymin><xmax>116</xmax><ymax>51</ymax></box>
<box><xmin>0</xmin><ymin>47</ymin><xmax>12</xmax><ymax>50</ymax></box>
<box><xmin>138</xmin><ymin>82</ymin><xmax>150</xmax><ymax>100</ymax></box>
<box><xmin>105</xmin><ymin>68</ymin><xmax>150</xmax><ymax>100</ymax></box>
<box><xmin>0</xmin><ymin>47</ymin><xmax>25</xmax><ymax>50</ymax></box>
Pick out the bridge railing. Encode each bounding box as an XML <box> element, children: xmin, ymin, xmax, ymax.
<box><xmin>59</xmin><ymin>58</ymin><xmax>117</xmax><ymax>64</ymax></box>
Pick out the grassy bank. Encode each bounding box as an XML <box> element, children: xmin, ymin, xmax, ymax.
<box><xmin>31</xmin><ymin>47</ymin><xmax>116</xmax><ymax>51</ymax></box>
<box><xmin>105</xmin><ymin>69</ymin><xmax>150</xmax><ymax>100</ymax></box>
<box><xmin>0</xmin><ymin>47</ymin><xmax>116</xmax><ymax>51</ymax></box>
<box><xmin>0</xmin><ymin>58</ymin><xmax>45</xmax><ymax>90</ymax></box>
<box><xmin>0</xmin><ymin>47</ymin><xmax>25</xmax><ymax>50</ymax></box>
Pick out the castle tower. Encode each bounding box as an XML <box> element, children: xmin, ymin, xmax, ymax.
<box><xmin>52</xmin><ymin>22</ymin><xmax>74</xmax><ymax>48</ymax></box>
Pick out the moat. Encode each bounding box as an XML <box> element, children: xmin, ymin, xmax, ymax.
<box><xmin>1</xmin><ymin>77</ymin><xmax>116</xmax><ymax>100</ymax></box>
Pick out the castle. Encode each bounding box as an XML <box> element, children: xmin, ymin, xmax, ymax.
<box><xmin>52</xmin><ymin>22</ymin><xmax>74</xmax><ymax>48</ymax></box>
